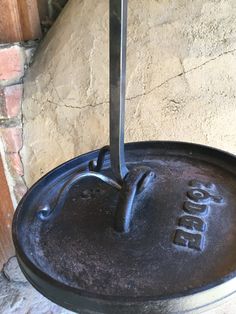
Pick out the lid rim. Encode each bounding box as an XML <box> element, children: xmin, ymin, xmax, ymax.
<box><xmin>12</xmin><ymin>140</ymin><xmax>236</xmax><ymax>308</ymax></box>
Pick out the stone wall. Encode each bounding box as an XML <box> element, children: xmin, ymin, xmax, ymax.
<box><xmin>22</xmin><ymin>0</ymin><xmax>236</xmax><ymax>187</ymax></box>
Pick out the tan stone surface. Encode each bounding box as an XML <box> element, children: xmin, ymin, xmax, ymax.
<box><xmin>0</xmin><ymin>257</ymin><xmax>72</xmax><ymax>314</ymax></box>
<box><xmin>22</xmin><ymin>0</ymin><xmax>236</xmax><ymax>186</ymax></box>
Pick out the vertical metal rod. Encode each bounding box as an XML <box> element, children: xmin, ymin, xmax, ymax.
<box><xmin>110</xmin><ymin>0</ymin><xmax>129</xmax><ymax>183</ymax></box>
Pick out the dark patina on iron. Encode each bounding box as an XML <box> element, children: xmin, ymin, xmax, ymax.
<box><xmin>12</xmin><ymin>142</ymin><xmax>236</xmax><ymax>313</ymax></box>
<box><xmin>12</xmin><ymin>0</ymin><xmax>236</xmax><ymax>313</ymax></box>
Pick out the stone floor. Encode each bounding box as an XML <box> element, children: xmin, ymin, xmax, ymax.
<box><xmin>0</xmin><ymin>256</ymin><xmax>73</xmax><ymax>314</ymax></box>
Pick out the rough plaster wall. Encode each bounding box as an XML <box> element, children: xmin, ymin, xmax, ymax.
<box><xmin>22</xmin><ymin>0</ymin><xmax>236</xmax><ymax>186</ymax></box>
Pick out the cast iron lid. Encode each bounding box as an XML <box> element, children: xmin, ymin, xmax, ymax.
<box><xmin>12</xmin><ymin>1</ymin><xmax>236</xmax><ymax>313</ymax></box>
<box><xmin>13</xmin><ymin>141</ymin><xmax>236</xmax><ymax>312</ymax></box>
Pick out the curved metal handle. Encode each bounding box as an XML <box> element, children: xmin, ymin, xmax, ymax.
<box><xmin>37</xmin><ymin>172</ymin><xmax>122</xmax><ymax>221</ymax></box>
<box><xmin>114</xmin><ymin>168</ymin><xmax>156</xmax><ymax>233</ymax></box>
<box><xmin>37</xmin><ymin>165</ymin><xmax>155</xmax><ymax>235</ymax></box>
<box><xmin>38</xmin><ymin>0</ymin><xmax>156</xmax><ymax>233</ymax></box>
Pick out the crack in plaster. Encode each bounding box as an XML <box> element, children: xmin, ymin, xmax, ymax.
<box><xmin>59</xmin><ymin>101</ymin><xmax>109</xmax><ymax>110</ymax></box>
<box><xmin>52</xmin><ymin>47</ymin><xmax>236</xmax><ymax>110</ymax></box>
<box><xmin>126</xmin><ymin>47</ymin><xmax>236</xmax><ymax>102</ymax></box>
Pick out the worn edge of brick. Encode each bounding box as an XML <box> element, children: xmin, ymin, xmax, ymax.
<box><xmin>0</xmin><ymin>140</ymin><xmax>18</xmax><ymax>208</ymax></box>
<box><xmin>0</xmin><ymin>41</ymin><xmax>38</xmax><ymax>206</ymax></box>
<box><xmin>0</xmin><ymin>45</ymin><xmax>26</xmax><ymax>87</ymax></box>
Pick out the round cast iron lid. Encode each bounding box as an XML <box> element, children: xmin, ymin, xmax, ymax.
<box><xmin>13</xmin><ymin>141</ymin><xmax>236</xmax><ymax>313</ymax></box>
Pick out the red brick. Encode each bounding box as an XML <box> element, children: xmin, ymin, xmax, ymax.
<box><xmin>4</xmin><ymin>84</ymin><xmax>23</xmax><ymax>118</ymax></box>
<box><xmin>1</xmin><ymin>127</ymin><xmax>22</xmax><ymax>153</ymax></box>
<box><xmin>0</xmin><ymin>46</ymin><xmax>24</xmax><ymax>85</ymax></box>
<box><xmin>6</xmin><ymin>152</ymin><xmax>24</xmax><ymax>176</ymax></box>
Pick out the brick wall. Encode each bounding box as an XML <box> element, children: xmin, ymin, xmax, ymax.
<box><xmin>0</xmin><ymin>43</ymin><xmax>37</xmax><ymax>206</ymax></box>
